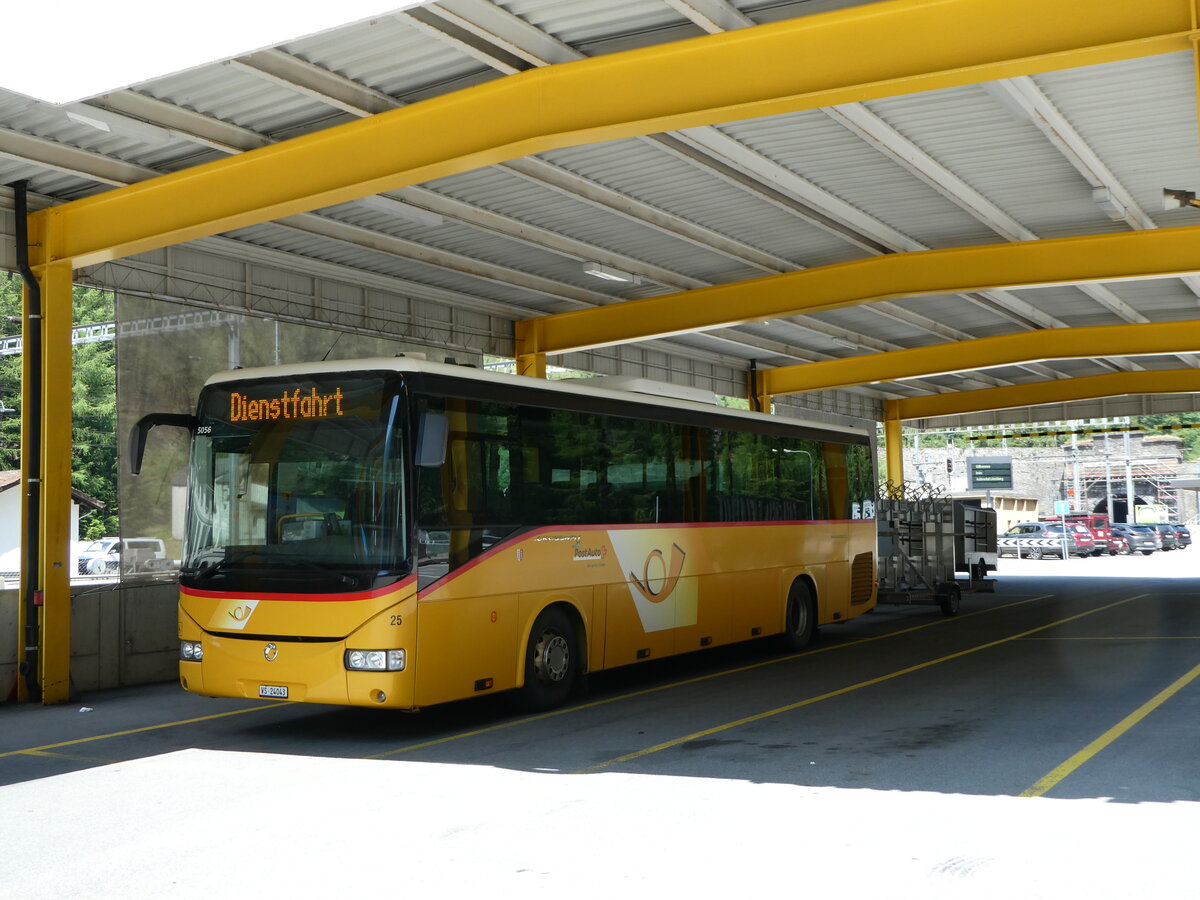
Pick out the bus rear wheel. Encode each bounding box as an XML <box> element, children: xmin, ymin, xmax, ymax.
<box><xmin>780</xmin><ymin>581</ymin><xmax>817</xmax><ymax>652</ymax></box>
<box><xmin>515</xmin><ymin>607</ymin><xmax>578</xmax><ymax>711</ymax></box>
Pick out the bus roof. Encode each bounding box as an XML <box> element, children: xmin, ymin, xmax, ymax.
<box><xmin>203</xmin><ymin>356</ymin><xmax>874</xmax><ymax>439</ymax></box>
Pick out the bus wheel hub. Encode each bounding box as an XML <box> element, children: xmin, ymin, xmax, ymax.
<box><xmin>536</xmin><ymin>633</ymin><xmax>570</xmax><ymax>683</ymax></box>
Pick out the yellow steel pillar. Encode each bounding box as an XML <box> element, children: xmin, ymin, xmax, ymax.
<box><xmin>749</xmin><ymin>366</ymin><xmax>771</xmax><ymax>414</ymax></box>
<box><xmin>15</xmin><ymin>276</ymin><xmax>33</xmax><ymax>703</ymax></box>
<box><xmin>26</xmin><ymin>206</ymin><xmax>75</xmax><ymax>704</ymax></box>
<box><xmin>883</xmin><ymin>402</ymin><xmax>905</xmax><ymax>493</ymax></box>
<box><xmin>514</xmin><ymin>319</ymin><xmax>547</xmax><ymax>378</ymax></box>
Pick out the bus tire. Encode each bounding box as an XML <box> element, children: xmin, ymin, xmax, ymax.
<box><xmin>780</xmin><ymin>580</ymin><xmax>817</xmax><ymax>652</ymax></box>
<box><xmin>515</xmin><ymin>607</ymin><xmax>578</xmax><ymax>712</ymax></box>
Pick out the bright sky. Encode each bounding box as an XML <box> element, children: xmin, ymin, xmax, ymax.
<box><xmin>1</xmin><ymin>2</ymin><xmax>424</xmax><ymax>104</ymax></box>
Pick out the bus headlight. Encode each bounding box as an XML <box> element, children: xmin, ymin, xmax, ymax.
<box><xmin>180</xmin><ymin>641</ymin><xmax>204</xmax><ymax>661</ymax></box>
<box><xmin>345</xmin><ymin>649</ymin><xmax>405</xmax><ymax>672</ymax></box>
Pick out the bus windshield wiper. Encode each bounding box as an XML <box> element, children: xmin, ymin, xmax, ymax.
<box><xmin>285</xmin><ymin>557</ymin><xmax>360</xmax><ymax>588</ymax></box>
<box><xmin>188</xmin><ymin>549</ymin><xmax>262</xmax><ymax>580</ymax></box>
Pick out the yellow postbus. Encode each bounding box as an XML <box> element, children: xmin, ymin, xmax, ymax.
<box><xmin>133</xmin><ymin>358</ymin><xmax>877</xmax><ymax>711</ymax></box>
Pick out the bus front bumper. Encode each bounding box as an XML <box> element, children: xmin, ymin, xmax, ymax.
<box><xmin>179</xmin><ymin>632</ymin><xmax>417</xmax><ymax>710</ymax></box>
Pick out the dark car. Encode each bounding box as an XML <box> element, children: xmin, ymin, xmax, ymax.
<box><xmin>1150</xmin><ymin>523</ymin><xmax>1179</xmax><ymax>551</ymax></box>
<box><xmin>1112</xmin><ymin>524</ymin><xmax>1157</xmax><ymax>555</ymax></box>
<box><xmin>1171</xmin><ymin>524</ymin><xmax>1192</xmax><ymax>548</ymax></box>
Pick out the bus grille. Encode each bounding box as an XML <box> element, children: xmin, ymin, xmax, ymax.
<box><xmin>850</xmin><ymin>552</ymin><xmax>875</xmax><ymax>605</ymax></box>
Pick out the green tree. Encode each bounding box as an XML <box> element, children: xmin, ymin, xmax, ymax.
<box><xmin>1139</xmin><ymin>413</ymin><xmax>1200</xmax><ymax>460</ymax></box>
<box><xmin>0</xmin><ymin>273</ymin><xmax>118</xmax><ymax>539</ymax></box>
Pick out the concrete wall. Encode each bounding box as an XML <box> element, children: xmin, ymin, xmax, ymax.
<box><xmin>1</xmin><ymin>580</ymin><xmax>178</xmax><ymax>702</ymax></box>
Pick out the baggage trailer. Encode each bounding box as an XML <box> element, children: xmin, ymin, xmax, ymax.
<box><xmin>876</xmin><ymin>488</ymin><xmax>997</xmax><ymax>617</ymax></box>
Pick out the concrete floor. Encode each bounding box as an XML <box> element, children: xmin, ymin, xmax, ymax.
<box><xmin>3</xmin><ymin>551</ymin><xmax>1198</xmax><ymax>897</ymax></box>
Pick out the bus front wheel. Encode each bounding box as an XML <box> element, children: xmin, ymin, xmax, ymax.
<box><xmin>516</xmin><ymin>607</ymin><xmax>578</xmax><ymax>711</ymax></box>
<box><xmin>780</xmin><ymin>581</ymin><xmax>817</xmax><ymax>652</ymax></box>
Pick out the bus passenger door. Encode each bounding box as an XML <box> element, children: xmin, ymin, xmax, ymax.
<box><xmin>601</xmin><ymin>582</ymin><xmax>674</xmax><ymax>668</ymax></box>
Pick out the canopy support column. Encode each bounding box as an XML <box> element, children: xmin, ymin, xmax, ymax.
<box><xmin>884</xmin><ymin>402</ymin><xmax>905</xmax><ymax>491</ymax></box>
<box><xmin>25</xmin><ymin>207</ymin><xmax>75</xmax><ymax>704</ymax></box>
<box><xmin>514</xmin><ymin>319</ymin><xmax>546</xmax><ymax>378</ymax></box>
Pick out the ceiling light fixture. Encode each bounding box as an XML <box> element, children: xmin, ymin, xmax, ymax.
<box><xmin>583</xmin><ymin>263</ymin><xmax>640</xmax><ymax>284</ymax></box>
<box><xmin>64</xmin><ymin>110</ymin><xmax>112</xmax><ymax>133</ymax></box>
<box><xmin>63</xmin><ymin>103</ymin><xmax>177</xmax><ymax>145</ymax></box>
<box><xmin>357</xmin><ymin>194</ymin><xmax>445</xmax><ymax>229</ymax></box>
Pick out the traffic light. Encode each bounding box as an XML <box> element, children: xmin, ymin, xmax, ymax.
<box><xmin>946</xmin><ymin>458</ymin><xmax>953</xmax><ymax>473</ymax></box>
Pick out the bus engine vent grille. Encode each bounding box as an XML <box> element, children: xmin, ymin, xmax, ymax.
<box><xmin>850</xmin><ymin>552</ymin><xmax>875</xmax><ymax>605</ymax></box>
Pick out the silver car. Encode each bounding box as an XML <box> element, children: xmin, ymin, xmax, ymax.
<box><xmin>1111</xmin><ymin>524</ymin><xmax>1157</xmax><ymax>555</ymax></box>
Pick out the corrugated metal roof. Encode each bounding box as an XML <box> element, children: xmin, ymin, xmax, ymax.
<box><xmin>282</xmin><ymin>15</ymin><xmax>487</xmax><ymax>98</ymax></box>
<box><xmin>538</xmin><ymin>138</ymin><xmax>858</xmax><ymax>272</ymax></box>
<box><xmin>720</xmin><ymin>109</ymin><xmax>1003</xmax><ymax>251</ymax></box>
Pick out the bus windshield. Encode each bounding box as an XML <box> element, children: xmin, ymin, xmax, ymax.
<box><xmin>181</xmin><ymin>374</ymin><xmax>408</xmax><ymax>593</ymax></box>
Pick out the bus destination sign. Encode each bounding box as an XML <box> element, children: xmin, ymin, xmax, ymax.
<box><xmin>967</xmin><ymin>456</ymin><xmax>1013</xmax><ymax>491</ymax></box>
<box><xmin>229</xmin><ymin>386</ymin><xmax>346</xmax><ymax>423</ymax></box>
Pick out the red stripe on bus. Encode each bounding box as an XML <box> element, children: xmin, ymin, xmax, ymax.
<box><xmin>418</xmin><ymin>519</ymin><xmax>872</xmax><ymax>597</ymax></box>
<box><xmin>180</xmin><ymin>575</ymin><xmax>416</xmax><ymax>603</ymax></box>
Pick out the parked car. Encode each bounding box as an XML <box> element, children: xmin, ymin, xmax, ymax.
<box><xmin>999</xmin><ymin>522</ymin><xmax>1095</xmax><ymax>559</ymax></box>
<box><xmin>1112</xmin><ymin>524</ymin><xmax>1158</xmax><ymax>556</ymax></box>
<box><xmin>1041</xmin><ymin>513</ymin><xmax>1115</xmax><ymax>556</ymax></box>
<box><xmin>77</xmin><ymin>537</ymin><xmax>119</xmax><ymax>574</ymax></box>
<box><xmin>1171</xmin><ymin>524</ymin><xmax>1192</xmax><ymax>548</ymax></box>
<box><xmin>1108</xmin><ymin>532</ymin><xmax>1131</xmax><ymax>555</ymax></box>
<box><xmin>85</xmin><ymin>537</ymin><xmax>169</xmax><ymax>575</ymax></box>
<box><xmin>1151</xmin><ymin>523</ymin><xmax>1180</xmax><ymax>551</ymax></box>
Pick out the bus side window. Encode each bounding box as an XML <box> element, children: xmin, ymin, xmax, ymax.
<box><xmin>605</xmin><ymin>415</ymin><xmax>674</xmax><ymax>524</ymax></box>
<box><xmin>845</xmin><ymin>444</ymin><xmax>875</xmax><ymax>518</ymax></box>
<box><xmin>821</xmin><ymin>443</ymin><xmax>851</xmax><ymax>520</ymax></box>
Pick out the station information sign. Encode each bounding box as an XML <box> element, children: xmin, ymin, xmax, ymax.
<box><xmin>967</xmin><ymin>456</ymin><xmax>1013</xmax><ymax>491</ymax></box>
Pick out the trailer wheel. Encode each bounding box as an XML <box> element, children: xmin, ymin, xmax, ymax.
<box><xmin>936</xmin><ymin>582</ymin><xmax>961</xmax><ymax>617</ymax></box>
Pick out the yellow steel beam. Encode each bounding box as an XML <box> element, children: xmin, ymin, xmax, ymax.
<box><xmin>522</xmin><ymin>224</ymin><xmax>1200</xmax><ymax>358</ymax></box>
<box><xmin>890</xmin><ymin>369</ymin><xmax>1200</xmax><ymax>421</ymax></box>
<box><xmin>761</xmin><ymin>320</ymin><xmax>1200</xmax><ymax>396</ymax></box>
<box><xmin>27</xmin><ymin>0</ymin><xmax>1195</xmax><ymax>269</ymax></box>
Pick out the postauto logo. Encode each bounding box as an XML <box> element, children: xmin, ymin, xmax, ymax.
<box><xmin>608</xmin><ymin>531</ymin><xmax>697</xmax><ymax>633</ymax></box>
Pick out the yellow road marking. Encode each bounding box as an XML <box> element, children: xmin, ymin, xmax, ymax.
<box><xmin>575</xmin><ymin>595</ymin><xmax>1135</xmax><ymax>775</ymax></box>
<box><xmin>369</xmin><ymin>594</ymin><xmax>1049</xmax><ymax>759</ymax></box>
<box><xmin>3</xmin><ymin>593</ymin><xmax>1049</xmax><ymax>764</ymax></box>
<box><xmin>1019</xmin><ymin>636</ymin><xmax>1200</xmax><ymax>641</ymax></box>
<box><xmin>0</xmin><ymin>702</ymin><xmax>293</xmax><ymax>760</ymax></box>
<box><xmin>1020</xmin><ymin>658</ymin><xmax>1200</xmax><ymax>798</ymax></box>
<box><xmin>18</xmin><ymin>749</ymin><xmax>117</xmax><ymax>765</ymax></box>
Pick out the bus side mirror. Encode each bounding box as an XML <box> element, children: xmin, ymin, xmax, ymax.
<box><xmin>129</xmin><ymin>413</ymin><xmax>198</xmax><ymax>475</ymax></box>
<box><xmin>415</xmin><ymin>412</ymin><xmax>448</xmax><ymax>468</ymax></box>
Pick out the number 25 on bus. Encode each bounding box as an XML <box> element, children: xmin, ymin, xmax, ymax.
<box><xmin>131</xmin><ymin>357</ymin><xmax>877</xmax><ymax>712</ymax></box>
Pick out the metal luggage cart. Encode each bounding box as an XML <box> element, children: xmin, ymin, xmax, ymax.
<box><xmin>875</xmin><ymin>484</ymin><xmax>998</xmax><ymax>617</ymax></box>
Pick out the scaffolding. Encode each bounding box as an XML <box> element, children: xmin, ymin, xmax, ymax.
<box><xmin>1075</xmin><ymin>458</ymin><xmax>1180</xmax><ymax>518</ymax></box>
